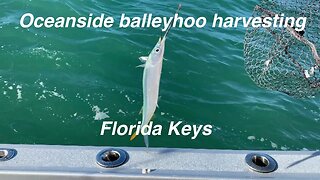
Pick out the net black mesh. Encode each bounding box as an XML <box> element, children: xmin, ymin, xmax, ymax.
<box><xmin>244</xmin><ymin>0</ymin><xmax>320</xmax><ymax>98</ymax></box>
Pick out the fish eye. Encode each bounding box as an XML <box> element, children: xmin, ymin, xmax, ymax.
<box><xmin>155</xmin><ymin>48</ymin><xmax>160</xmax><ymax>52</ymax></box>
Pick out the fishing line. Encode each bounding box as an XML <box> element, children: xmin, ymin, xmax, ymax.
<box><xmin>163</xmin><ymin>4</ymin><xmax>182</xmax><ymax>38</ymax></box>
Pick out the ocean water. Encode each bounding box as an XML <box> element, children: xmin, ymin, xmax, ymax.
<box><xmin>0</xmin><ymin>0</ymin><xmax>319</xmax><ymax>150</ymax></box>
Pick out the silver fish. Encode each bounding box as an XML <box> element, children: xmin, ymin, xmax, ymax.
<box><xmin>130</xmin><ymin>4</ymin><xmax>181</xmax><ymax>147</ymax></box>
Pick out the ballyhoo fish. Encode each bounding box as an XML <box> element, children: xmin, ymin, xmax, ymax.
<box><xmin>130</xmin><ymin>4</ymin><xmax>181</xmax><ymax>147</ymax></box>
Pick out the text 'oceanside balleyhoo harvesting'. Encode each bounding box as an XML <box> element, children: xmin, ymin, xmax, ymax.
<box><xmin>20</xmin><ymin>13</ymin><xmax>307</xmax><ymax>31</ymax></box>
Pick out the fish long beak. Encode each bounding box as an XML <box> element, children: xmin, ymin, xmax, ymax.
<box><xmin>161</xmin><ymin>36</ymin><xmax>166</xmax><ymax>44</ymax></box>
<box><xmin>158</xmin><ymin>36</ymin><xmax>166</xmax><ymax>45</ymax></box>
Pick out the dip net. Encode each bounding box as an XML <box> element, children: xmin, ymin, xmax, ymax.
<box><xmin>244</xmin><ymin>0</ymin><xmax>320</xmax><ymax>98</ymax></box>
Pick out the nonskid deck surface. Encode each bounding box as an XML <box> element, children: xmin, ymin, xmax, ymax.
<box><xmin>0</xmin><ymin>144</ymin><xmax>319</xmax><ymax>180</ymax></box>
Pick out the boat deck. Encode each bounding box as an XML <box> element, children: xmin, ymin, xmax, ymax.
<box><xmin>0</xmin><ymin>144</ymin><xmax>319</xmax><ymax>179</ymax></box>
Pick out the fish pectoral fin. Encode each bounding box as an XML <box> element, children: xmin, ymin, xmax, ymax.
<box><xmin>139</xmin><ymin>107</ymin><xmax>143</xmax><ymax>115</ymax></box>
<box><xmin>136</xmin><ymin>64</ymin><xmax>145</xmax><ymax>68</ymax></box>
<box><xmin>163</xmin><ymin>57</ymin><xmax>168</xmax><ymax>61</ymax></box>
<box><xmin>139</xmin><ymin>56</ymin><xmax>148</xmax><ymax>63</ymax></box>
<box><xmin>130</xmin><ymin>131</ymin><xmax>138</xmax><ymax>141</ymax></box>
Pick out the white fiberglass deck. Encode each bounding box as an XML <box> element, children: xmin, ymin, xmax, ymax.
<box><xmin>0</xmin><ymin>144</ymin><xmax>319</xmax><ymax>179</ymax></box>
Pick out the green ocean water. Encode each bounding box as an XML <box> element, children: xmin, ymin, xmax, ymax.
<box><xmin>0</xmin><ymin>0</ymin><xmax>319</xmax><ymax>150</ymax></box>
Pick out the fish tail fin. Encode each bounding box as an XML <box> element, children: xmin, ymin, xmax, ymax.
<box><xmin>130</xmin><ymin>131</ymin><xmax>138</xmax><ymax>141</ymax></box>
<box><xmin>144</xmin><ymin>135</ymin><xmax>149</xmax><ymax>148</ymax></box>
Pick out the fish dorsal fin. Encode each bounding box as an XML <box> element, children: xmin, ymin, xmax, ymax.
<box><xmin>151</xmin><ymin>114</ymin><xmax>156</xmax><ymax>121</ymax></box>
<box><xmin>139</xmin><ymin>56</ymin><xmax>148</xmax><ymax>63</ymax></box>
<box><xmin>157</xmin><ymin>96</ymin><xmax>161</xmax><ymax>108</ymax></box>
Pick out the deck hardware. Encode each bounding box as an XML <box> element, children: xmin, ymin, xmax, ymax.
<box><xmin>96</xmin><ymin>148</ymin><xmax>128</xmax><ymax>168</ymax></box>
<box><xmin>0</xmin><ymin>149</ymin><xmax>17</xmax><ymax>161</ymax></box>
<box><xmin>245</xmin><ymin>153</ymin><xmax>277</xmax><ymax>173</ymax></box>
<box><xmin>142</xmin><ymin>168</ymin><xmax>152</xmax><ymax>174</ymax></box>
